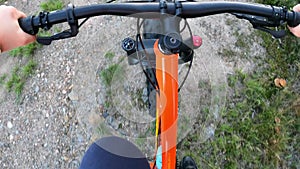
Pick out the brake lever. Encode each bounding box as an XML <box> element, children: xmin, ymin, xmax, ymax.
<box><xmin>232</xmin><ymin>13</ymin><xmax>286</xmax><ymax>39</ymax></box>
<box><xmin>37</xmin><ymin>30</ymin><xmax>77</xmax><ymax>45</ymax></box>
<box><xmin>253</xmin><ymin>25</ymin><xmax>286</xmax><ymax>39</ymax></box>
<box><xmin>37</xmin><ymin>4</ymin><xmax>79</xmax><ymax>45</ymax></box>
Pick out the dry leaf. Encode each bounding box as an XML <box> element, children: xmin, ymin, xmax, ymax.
<box><xmin>271</xmin><ymin>139</ymin><xmax>278</xmax><ymax>144</ymax></box>
<box><xmin>275</xmin><ymin>126</ymin><xmax>280</xmax><ymax>134</ymax></box>
<box><xmin>275</xmin><ymin>117</ymin><xmax>281</xmax><ymax>124</ymax></box>
<box><xmin>274</xmin><ymin>78</ymin><xmax>287</xmax><ymax>88</ymax></box>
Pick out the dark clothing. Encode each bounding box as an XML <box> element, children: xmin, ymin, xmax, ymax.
<box><xmin>79</xmin><ymin>136</ymin><xmax>151</xmax><ymax>169</ymax></box>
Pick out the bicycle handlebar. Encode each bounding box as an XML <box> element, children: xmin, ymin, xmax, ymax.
<box><xmin>19</xmin><ymin>1</ymin><xmax>300</xmax><ymax>36</ymax></box>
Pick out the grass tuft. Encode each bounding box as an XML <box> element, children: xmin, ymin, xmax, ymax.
<box><xmin>100</xmin><ymin>64</ymin><xmax>120</xmax><ymax>87</ymax></box>
<box><xmin>22</xmin><ymin>60</ymin><xmax>38</xmax><ymax>78</ymax></box>
<box><xmin>9</xmin><ymin>43</ymin><xmax>41</xmax><ymax>57</ymax></box>
<box><xmin>4</xmin><ymin>60</ymin><xmax>37</xmax><ymax>97</ymax></box>
<box><xmin>104</xmin><ymin>51</ymin><xmax>115</xmax><ymax>60</ymax></box>
<box><xmin>40</xmin><ymin>0</ymin><xmax>64</xmax><ymax>11</ymax></box>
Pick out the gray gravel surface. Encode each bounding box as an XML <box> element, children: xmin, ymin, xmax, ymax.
<box><xmin>0</xmin><ymin>0</ymin><xmax>266</xmax><ymax>168</ymax></box>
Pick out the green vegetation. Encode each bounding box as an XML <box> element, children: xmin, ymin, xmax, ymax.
<box><xmin>22</xmin><ymin>60</ymin><xmax>38</xmax><ymax>78</ymax></box>
<box><xmin>40</xmin><ymin>0</ymin><xmax>64</xmax><ymax>11</ymax></box>
<box><xmin>100</xmin><ymin>52</ymin><xmax>125</xmax><ymax>88</ymax></box>
<box><xmin>0</xmin><ymin>74</ymin><xmax>7</xmax><ymax>84</ymax></box>
<box><xmin>9</xmin><ymin>43</ymin><xmax>41</xmax><ymax>57</ymax></box>
<box><xmin>104</xmin><ymin>51</ymin><xmax>115</xmax><ymax>60</ymax></box>
<box><xmin>100</xmin><ymin>63</ymin><xmax>120</xmax><ymax>87</ymax></box>
<box><xmin>180</xmin><ymin>0</ymin><xmax>299</xmax><ymax>168</ymax></box>
<box><xmin>5</xmin><ymin>61</ymin><xmax>37</xmax><ymax>98</ymax></box>
<box><xmin>100</xmin><ymin>51</ymin><xmax>125</xmax><ymax>110</ymax></box>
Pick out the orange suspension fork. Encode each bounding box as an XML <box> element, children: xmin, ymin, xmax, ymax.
<box><xmin>154</xmin><ymin>40</ymin><xmax>178</xmax><ymax>169</ymax></box>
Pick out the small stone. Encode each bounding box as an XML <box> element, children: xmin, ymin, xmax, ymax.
<box><xmin>68</xmin><ymin>91</ymin><xmax>79</xmax><ymax>101</ymax></box>
<box><xmin>63</xmin><ymin>156</ymin><xmax>69</xmax><ymax>161</ymax></box>
<box><xmin>68</xmin><ymin>85</ymin><xmax>73</xmax><ymax>90</ymax></box>
<box><xmin>35</xmin><ymin>86</ymin><xmax>40</xmax><ymax>93</ymax></box>
<box><xmin>66</xmin><ymin>66</ymin><xmax>71</xmax><ymax>72</ymax></box>
<box><xmin>64</xmin><ymin>115</ymin><xmax>69</xmax><ymax>122</ymax></box>
<box><xmin>62</xmin><ymin>90</ymin><xmax>67</xmax><ymax>94</ymax></box>
<box><xmin>142</xmin><ymin>88</ymin><xmax>148</xmax><ymax>103</ymax></box>
<box><xmin>102</xmin><ymin>111</ymin><xmax>109</xmax><ymax>118</ymax></box>
<box><xmin>7</xmin><ymin>121</ymin><xmax>13</xmax><ymax>129</ymax></box>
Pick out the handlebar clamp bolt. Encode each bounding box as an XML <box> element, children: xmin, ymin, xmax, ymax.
<box><xmin>161</xmin><ymin>32</ymin><xmax>182</xmax><ymax>54</ymax></box>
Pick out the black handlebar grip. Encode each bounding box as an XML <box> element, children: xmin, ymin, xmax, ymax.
<box><xmin>18</xmin><ymin>16</ymin><xmax>39</xmax><ymax>35</ymax></box>
<box><xmin>288</xmin><ymin>11</ymin><xmax>300</xmax><ymax>28</ymax></box>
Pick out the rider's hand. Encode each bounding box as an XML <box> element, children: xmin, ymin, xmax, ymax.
<box><xmin>288</xmin><ymin>4</ymin><xmax>300</xmax><ymax>38</ymax></box>
<box><xmin>0</xmin><ymin>5</ymin><xmax>36</xmax><ymax>52</ymax></box>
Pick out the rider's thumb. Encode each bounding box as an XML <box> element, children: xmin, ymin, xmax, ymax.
<box><xmin>293</xmin><ymin>4</ymin><xmax>300</xmax><ymax>12</ymax></box>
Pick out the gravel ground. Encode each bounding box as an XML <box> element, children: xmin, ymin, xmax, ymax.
<box><xmin>0</xmin><ymin>0</ymin><xmax>266</xmax><ymax>168</ymax></box>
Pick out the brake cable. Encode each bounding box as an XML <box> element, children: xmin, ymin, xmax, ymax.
<box><xmin>136</xmin><ymin>18</ymin><xmax>160</xmax><ymax>92</ymax></box>
<box><xmin>106</xmin><ymin>0</ymin><xmax>116</xmax><ymax>3</ymax></box>
<box><xmin>180</xmin><ymin>18</ymin><xmax>187</xmax><ymax>33</ymax></box>
<box><xmin>178</xmin><ymin>18</ymin><xmax>194</xmax><ymax>92</ymax></box>
<box><xmin>135</xmin><ymin>9</ymin><xmax>193</xmax><ymax>93</ymax></box>
<box><xmin>138</xmin><ymin>18</ymin><xmax>160</xmax><ymax>92</ymax></box>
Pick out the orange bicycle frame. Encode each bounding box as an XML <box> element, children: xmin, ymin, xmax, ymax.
<box><xmin>153</xmin><ymin>40</ymin><xmax>178</xmax><ymax>169</ymax></box>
